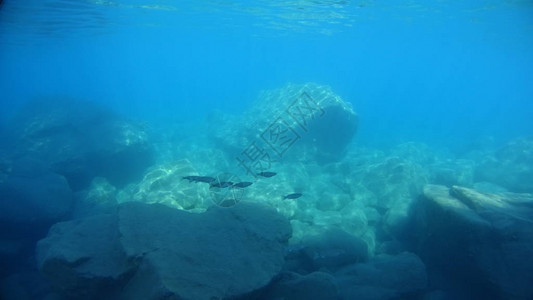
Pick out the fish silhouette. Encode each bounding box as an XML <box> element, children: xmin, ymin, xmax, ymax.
<box><xmin>283</xmin><ymin>193</ymin><xmax>302</xmax><ymax>200</ymax></box>
<box><xmin>257</xmin><ymin>171</ymin><xmax>276</xmax><ymax>178</ymax></box>
<box><xmin>232</xmin><ymin>182</ymin><xmax>253</xmax><ymax>188</ymax></box>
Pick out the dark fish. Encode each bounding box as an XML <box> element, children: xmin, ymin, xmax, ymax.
<box><xmin>182</xmin><ymin>176</ymin><xmax>216</xmax><ymax>183</ymax></box>
<box><xmin>283</xmin><ymin>193</ymin><xmax>302</xmax><ymax>200</ymax></box>
<box><xmin>210</xmin><ymin>181</ymin><xmax>233</xmax><ymax>188</ymax></box>
<box><xmin>257</xmin><ymin>171</ymin><xmax>277</xmax><ymax>178</ymax></box>
<box><xmin>197</xmin><ymin>176</ymin><xmax>216</xmax><ymax>183</ymax></box>
<box><xmin>182</xmin><ymin>176</ymin><xmax>199</xmax><ymax>182</ymax></box>
<box><xmin>232</xmin><ymin>181</ymin><xmax>253</xmax><ymax>188</ymax></box>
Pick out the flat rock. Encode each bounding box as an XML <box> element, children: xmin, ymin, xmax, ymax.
<box><xmin>414</xmin><ymin>184</ymin><xmax>533</xmax><ymax>299</ymax></box>
<box><xmin>36</xmin><ymin>200</ymin><xmax>292</xmax><ymax>300</ymax></box>
<box><xmin>119</xmin><ymin>201</ymin><xmax>292</xmax><ymax>300</ymax></box>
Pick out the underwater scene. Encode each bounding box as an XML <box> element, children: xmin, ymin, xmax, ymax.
<box><xmin>1</xmin><ymin>1</ymin><xmax>533</xmax><ymax>299</ymax></box>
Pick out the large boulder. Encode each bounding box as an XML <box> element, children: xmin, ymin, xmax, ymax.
<box><xmin>36</xmin><ymin>214</ymin><xmax>133</xmax><ymax>299</ymax></box>
<box><xmin>0</xmin><ymin>157</ymin><xmax>73</xmax><ymax>278</ymax></box>
<box><xmin>475</xmin><ymin>137</ymin><xmax>533</xmax><ymax>193</ymax></box>
<box><xmin>0</xmin><ymin>158</ymin><xmax>72</xmax><ymax>225</ymax></box>
<box><xmin>209</xmin><ymin>83</ymin><xmax>358</xmax><ymax>166</ymax></box>
<box><xmin>119</xmin><ymin>201</ymin><xmax>291</xmax><ymax>300</ymax></box>
<box><xmin>413</xmin><ymin>184</ymin><xmax>533</xmax><ymax>299</ymax></box>
<box><xmin>6</xmin><ymin>98</ymin><xmax>153</xmax><ymax>190</ymax></box>
<box><xmin>429</xmin><ymin>159</ymin><xmax>475</xmax><ymax>187</ymax></box>
<box><xmin>358</xmin><ymin>156</ymin><xmax>428</xmax><ymax>238</ymax></box>
<box><xmin>36</xmin><ymin>201</ymin><xmax>292</xmax><ymax>300</ymax></box>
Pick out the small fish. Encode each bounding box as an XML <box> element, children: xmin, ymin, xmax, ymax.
<box><xmin>182</xmin><ymin>176</ymin><xmax>196</xmax><ymax>182</ymax></box>
<box><xmin>257</xmin><ymin>171</ymin><xmax>276</xmax><ymax>178</ymax></box>
<box><xmin>232</xmin><ymin>181</ymin><xmax>253</xmax><ymax>188</ymax></box>
<box><xmin>183</xmin><ymin>176</ymin><xmax>215</xmax><ymax>183</ymax></box>
<box><xmin>283</xmin><ymin>193</ymin><xmax>302</xmax><ymax>200</ymax></box>
<box><xmin>210</xmin><ymin>181</ymin><xmax>233</xmax><ymax>188</ymax></box>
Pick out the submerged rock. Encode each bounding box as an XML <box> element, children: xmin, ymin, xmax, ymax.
<box><xmin>259</xmin><ymin>271</ymin><xmax>339</xmax><ymax>300</ymax></box>
<box><xmin>118</xmin><ymin>159</ymin><xmax>210</xmax><ymax>211</ymax></box>
<box><xmin>285</xmin><ymin>228</ymin><xmax>368</xmax><ymax>274</ymax></box>
<box><xmin>0</xmin><ymin>163</ymin><xmax>72</xmax><ymax>224</ymax></box>
<box><xmin>358</xmin><ymin>156</ymin><xmax>428</xmax><ymax>238</ymax></box>
<box><xmin>36</xmin><ymin>214</ymin><xmax>133</xmax><ymax>299</ymax></box>
<box><xmin>36</xmin><ymin>201</ymin><xmax>292</xmax><ymax>300</ymax></box>
<box><xmin>7</xmin><ymin>98</ymin><xmax>153</xmax><ymax>190</ymax></box>
<box><xmin>335</xmin><ymin>252</ymin><xmax>427</xmax><ymax>300</ymax></box>
<box><xmin>475</xmin><ymin>137</ymin><xmax>533</xmax><ymax>193</ymax></box>
<box><xmin>0</xmin><ymin>157</ymin><xmax>73</xmax><ymax>278</ymax></box>
<box><xmin>119</xmin><ymin>201</ymin><xmax>291</xmax><ymax>300</ymax></box>
<box><xmin>413</xmin><ymin>184</ymin><xmax>533</xmax><ymax>299</ymax></box>
<box><xmin>429</xmin><ymin>159</ymin><xmax>475</xmax><ymax>187</ymax></box>
<box><xmin>72</xmin><ymin>177</ymin><xmax>118</xmax><ymax>219</ymax></box>
<box><xmin>209</xmin><ymin>83</ymin><xmax>358</xmax><ymax>165</ymax></box>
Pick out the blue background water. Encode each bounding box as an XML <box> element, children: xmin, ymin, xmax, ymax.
<box><xmin>1</xmin><ymin>0</ymin><xmax>532</xmax><ymax>148</ymax></box>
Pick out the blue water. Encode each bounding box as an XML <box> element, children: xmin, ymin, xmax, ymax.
<box><xmin>2</xmin><ymin>1</ymin><xmax>532</xmax><ymax>147</ymax></box>
<box><xmin>1</xmin><ymin>1</ymin><xmax>533</xmax><ymax>299</ymax></box>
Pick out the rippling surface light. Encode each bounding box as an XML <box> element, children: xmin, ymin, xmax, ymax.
<box><xmin>1</xmin><ymin>0</ymin><xmax>530</xmax><ymax>44</ymax></box>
